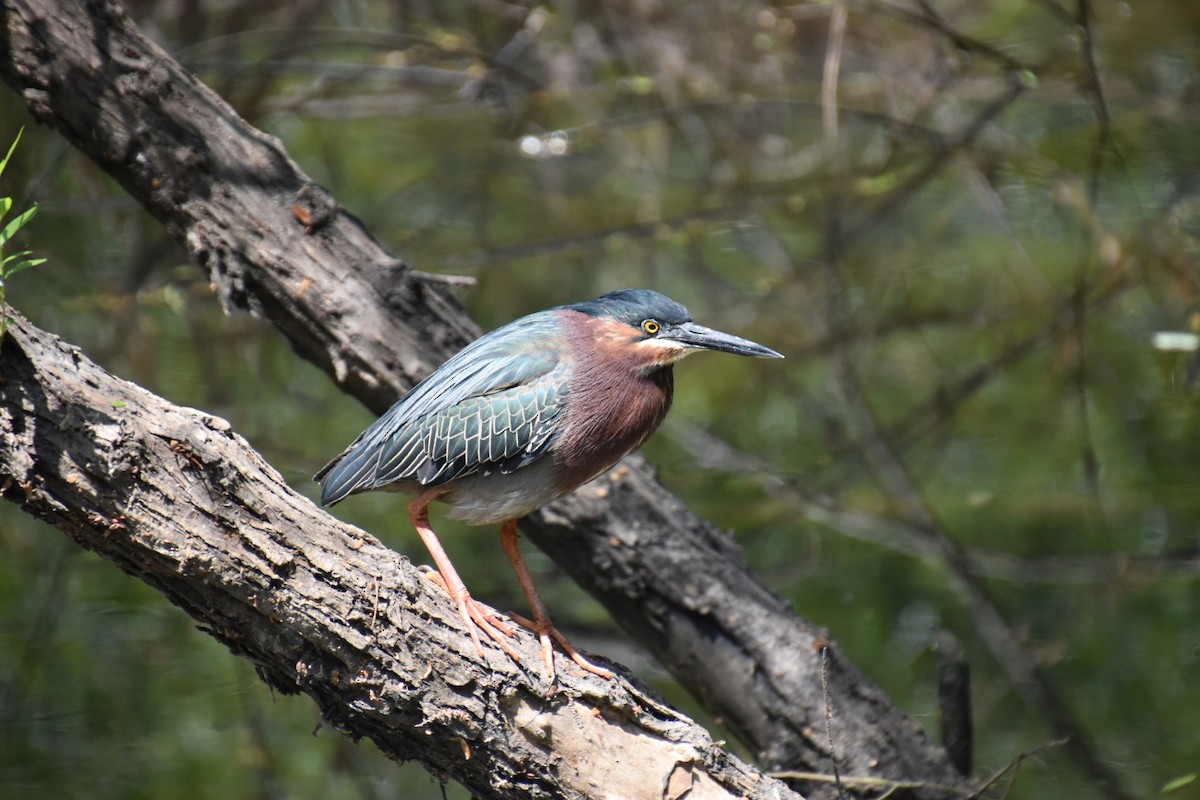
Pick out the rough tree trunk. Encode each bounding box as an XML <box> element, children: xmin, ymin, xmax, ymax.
<box><xmin>0</xmin><ymin>0</ymin><xmax>968</xmax><ymax>796</ymax></box>
<box><xmin>0</xmin><ymin>310</ymin><xmax>802</xmax><ymax>800</ymax></box>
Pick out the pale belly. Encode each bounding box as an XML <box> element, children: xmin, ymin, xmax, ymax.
<box><xmin>440</xmin><ymin>457</ymin><xmax>567</xmax><ymax>526</ymax></box>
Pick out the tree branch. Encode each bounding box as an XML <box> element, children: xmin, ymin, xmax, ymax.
<box><xmin>0</xmin><ymin>310</ymin><xmax>802</xmax><ymax>800</ymax></box>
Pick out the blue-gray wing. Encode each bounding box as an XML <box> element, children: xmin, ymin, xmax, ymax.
<box><xmin>316</xmin><ymin>312</ymin><xmax>568</xmax><ymax>505</ymax></box>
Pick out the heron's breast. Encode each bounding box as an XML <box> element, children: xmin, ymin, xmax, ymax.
<box><xmin>552</xmin><ymin>323</ymin><xmax>675</xmax><ymax>494</ymax></box>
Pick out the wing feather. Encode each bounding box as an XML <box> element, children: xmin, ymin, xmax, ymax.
<box><xmin>316</xmin><ymin>312</ymin><xmax>569</xmax><ymax>505</ymax></box>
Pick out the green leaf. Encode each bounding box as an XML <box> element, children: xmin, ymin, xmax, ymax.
<box><xmin>0</xmin><ymin>127</ymin><xmax>23</xmax><ymax>177</ymax></box>
<box><xmin>1162</xmin><ymin>774</ymin><xmax>1197</xmax><ymax>794</ymax></box>
<box><xmin>0</xmin><ymin>196</ymin><xmax>11</xmax><ymax>220</ymax></box>
<box><xmin>0</xmin><ymin>204</ymin><xmax>39</xmax><ymax>247</ymax></box>
<box><xmin>2</xmin><ymin>248</ymin><xmax>35</xmax><ymax>267</ymax></box>
<box><xmin>3</xmin><ymin>256</ymin><xmax>46</xmax><ymax>277</ymax></box>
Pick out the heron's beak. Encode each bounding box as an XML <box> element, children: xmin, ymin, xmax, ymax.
<box><xmin>662</xmin><ymin>321</ymin><xmax>784</xmax><ymax>359</ymax></box>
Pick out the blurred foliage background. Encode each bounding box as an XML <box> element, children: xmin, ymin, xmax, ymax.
<box><xmin>2</xmin><ymin>0</ymin><xmax>1199</xmax><ymax>798</ymax></box>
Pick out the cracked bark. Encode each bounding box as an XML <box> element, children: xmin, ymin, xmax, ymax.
<box><xmin>0</xmin><ymin>310</ymin><xmax>800</xmax><ymax>800</ymax></box>
<box><xmin>0</xmin><ymin>0</ymin><xmax>968</xmax><ymax>796</ymax></box>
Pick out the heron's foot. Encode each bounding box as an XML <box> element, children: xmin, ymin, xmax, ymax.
<box><xmin>509</xmin><ymin>611</ymin><xmax>614</xmax><ymax>681</ymax></box>
<box><xmin>421</xmin><ymin>568</ymin><xmax>520</xmax><ymax>664</ymax></box>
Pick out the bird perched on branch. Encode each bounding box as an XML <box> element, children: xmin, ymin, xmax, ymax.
<box><xmin>316</xmin><ymin>288</ymin><xmax>782</xmax><ymax>679</ymax></box>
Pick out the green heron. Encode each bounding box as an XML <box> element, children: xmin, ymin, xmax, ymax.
<box><xmin>316</xmin><ymin>288</ymin><xmax>782</xmax><ymax>678</ymax></box>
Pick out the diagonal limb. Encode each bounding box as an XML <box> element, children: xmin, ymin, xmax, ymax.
<box><xmin>408</xmin><ymin>489</ymin><xmax>520</xmax><ymax>665</ymax></box>
<box><xmin>499</xmin><ymin>520</ymin><xmax>613</xmax><ymax>680</ymax></box>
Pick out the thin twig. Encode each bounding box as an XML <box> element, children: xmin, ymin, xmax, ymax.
<box><xmin>966</xmin><ymin>738</ymin><xmax>1070</xmax><ymax>800</ymax></box>
<box><xmin>820</xmin><ymin>645</ymin><xmax>846</xmax><ymax>800</ymax></box>
<box><xmin>771</xmin><ymin>770</ymin><xmax>970</xmax><ymax>798</ymax></box>
<box><xmin>1075</xmin><ymin>0</ymin><xmax>1114</xmax><ymax>205</ymax></box>
<box><xmin>845</xmin><ymin>77</ymin><xmax>1026</xmax><ymax>244</ymax></box>
<box><xmin>822</xmin><ymin>0</ymin><xmax>849</xmax><ymax>150</ymax></box>
<box><xmin>1069</xmin><ymin>0</ymin><xmax>1117</xmax><ymax>513</ymax></box>
<box><xmin>874</xmin><ymin>0</ymin><xmax>1033</xmax><ymax>74</ymax></box>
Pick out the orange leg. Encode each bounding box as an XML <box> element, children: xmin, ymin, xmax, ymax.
<box><xmin>408</xmin><ymin>489</ymin><xmax>519</xmax><ymax>665</ymax></box>
<box><xmin>499</xmin><ymin>520</ymin><xmax>613</xmax><ymax>680</ymax></box>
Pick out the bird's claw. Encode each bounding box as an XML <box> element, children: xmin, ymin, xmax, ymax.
<box><xmin>421</xmin><ymin>566</ymin><xmax>611</xmax><ymax>680</ymax></box>
<box><xmin>509</xmin><ymin>611</ymin><xmax>614</xmax><ymax>680</ymax></box>
<box><xmin>422</xmin><ymin>568</ymin><xmax>520</xmax><ymax>663</ymax></box>
<box><xmin>460</xmin><ymin>596</ymin><xmax>521</xmax><ymax>662</ymax></box>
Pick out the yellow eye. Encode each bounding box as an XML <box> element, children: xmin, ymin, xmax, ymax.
<box><xmin>642</xmin><ymin>319</ymin><xmax>661</xmax><ymax>336</ymax></box>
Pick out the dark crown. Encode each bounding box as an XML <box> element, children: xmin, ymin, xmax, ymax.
<box><xmin>568</xmin><ymin>289</ymin><xmax>692</xmax><ymax>327</ymax></box>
